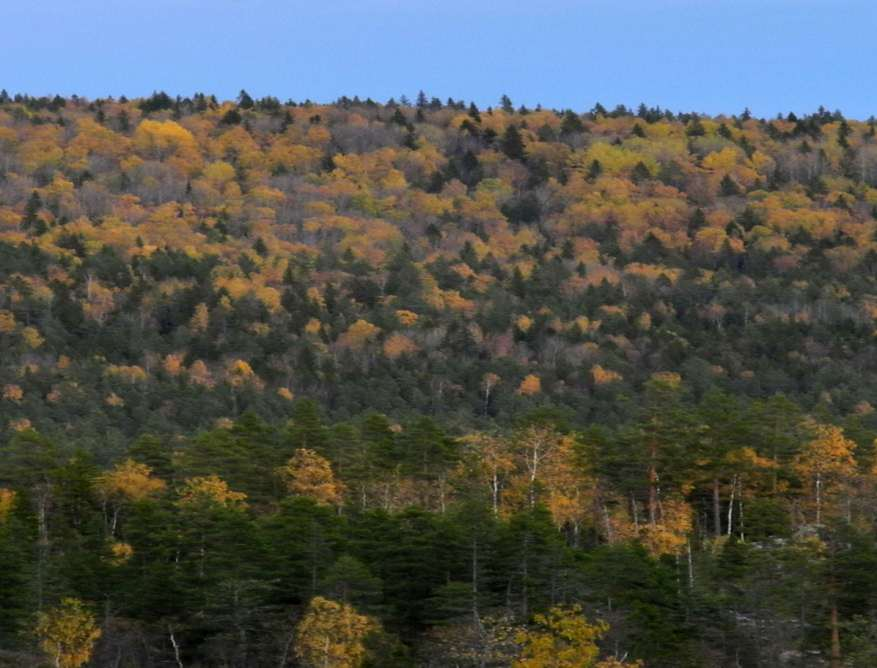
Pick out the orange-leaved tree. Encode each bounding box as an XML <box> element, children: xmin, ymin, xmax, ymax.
<box><xmin>277</xmin><ymin>448</ymin><xmax>346</xmax><ymax>507</ymax></box>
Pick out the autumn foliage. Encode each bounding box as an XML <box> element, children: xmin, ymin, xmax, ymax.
<box><xmin>2</xmin><ymin>92</ymin><xmax>877</xmax><ymax>667</ymax></box>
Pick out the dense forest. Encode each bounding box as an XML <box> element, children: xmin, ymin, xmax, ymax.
<box><xmin>2</xmin><ymin>91</ymin><xmax>877</xmax><ymax>666</ymax></box>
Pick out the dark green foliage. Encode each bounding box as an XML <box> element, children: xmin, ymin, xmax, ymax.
<box><xmin>501</xmin><ymin>125</ymin><xmax>526</xmax><ymax>160</ymax></box>
<box><xmin>585</xmin><ymin>544</ymin><xmax>698</xmax><ymax>666</ymax></box>
<box><xmin>237</xmin><ymin>89</ymin><xmax>255</xmax><ymax>109</ymax></box>
<box><xmin>138</xmin><ymin>91</ymin><xmax>174</xmax><ymax>113</ymax></box>
<box><xmin>630</xmin><ymin>161</ymin><xmax>651</xmax><ymax>183</ymax></box>
<box><xmin>0</xmin><ymin>497</ymin><xmax>33</xmax><ymax>646</ymax></box>
<box><xmin>720</xmin><ymin>173</ymin><xmax>742</xmax><ymax>196</ymax></box>
<box><xmin>220</xmin><ymin>108</ymin><xmax>242</xmax><ymax>125</ymax></box>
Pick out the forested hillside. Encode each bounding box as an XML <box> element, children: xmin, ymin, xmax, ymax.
<box><xmin>2</xmin><ymin>91</ymin><xmax>877</xmax><ymax>666</ymax></box>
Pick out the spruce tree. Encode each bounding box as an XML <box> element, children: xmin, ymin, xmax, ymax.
<box><xmin>501</xmin><ymin>125</ymin><xmax>525</xmax><ymax>161</ymax></box>
<box><xmin>560</xmin><ymin>110</ymin><xmax>584</xmax><ymax>135</ymax></box>
<box><xmin>237</xmin><ymin>89</ymin><xmax>254</xmax><ymax>109</ymax></box>
<box><xmin>22</xmin><ymin>190</ymin><xmax>42</xmax><ymax>230</ymax></box>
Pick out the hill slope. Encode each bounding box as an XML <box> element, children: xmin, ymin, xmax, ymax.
<box><xmin>2</xmin><ymin>93</ymin><xmax>877</xmax><ymax>667</ymax></box>
<box><xmin>1</xmin><ymin>94</ymin><xmax>876</xmax><ymax>441</ymax></box>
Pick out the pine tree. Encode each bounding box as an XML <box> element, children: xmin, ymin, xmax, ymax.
<box><xmin>720</xmin><ymin>174</ymin><xmax>742</xmax><ymax>196</ymax></box>
<box><xmin>221</xmin><ymin>108</ymin><xmax>242</xmax><ymax>125</ymax></box>
<box><xmin>22</xmin><ymin>190</ymin><xmax>43</xmax><ymax>232</ymax></box>
<box><xmin>687</xmin><ymin>207</ymin><xmax>706</xmax><ymax>235</ymax></box>
<box><xmin>501</xmin><ymin>125</ymin><xmax>525</xmax><ymax>161</ymax></box>
<box><xmin>391</xmin><ymin>107</ymin><xmax>409</xmax><ymax>127</ymax></box>
<box><xmin>686</xmin><ymin>116</ymin><xmax>706</xmax><ymax>136</ymax></box>
<box><xmin>837</xmin><ymin>119</ymin><xmax>852</xmax><ymax>149</ymax></box>
<box><xmin>588</xmin><ymin>159</ymin><xmax>603</xmax><ymax>180</ymax></box>
<box><xmin>560</xmin><ymin>110</ymin><xmax>584</xmax><ymax>135</ymax></box>
<box><xmin>237</xmin><ymin>89</ymin><xmax>254</xmax><ymax>109</ymax></box>
<box><xmin>631</xmin><ymin>161</ymin><xmax>651</xmax><ymax>184</ymax></box>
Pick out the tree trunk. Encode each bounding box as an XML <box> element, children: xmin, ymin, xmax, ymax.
<box><xmin>37</xmin><ymin>488</ymin><xmax>50</xmax><ymax>612</ymax></box>
<box><xmin>737</xmin><ymin>476</ymin><xmax>744</xmax><ymax>540</ymax></box>
<box><xmin>278</xmin><ymin>630</ymin><xmax>295</xmax><ymax>667</ymax></box>
<box><xmin>727</xmin><ymin>475</ymin><xmax>737</xmax><ymax>536</ymax></box>
<box><xmin>471</xmin><ymin>536</ymin><xmax>480</xmax><ymax>625</ymax></box>
<box><xmin>648</xmin><ymin>463</ymin><xmax>658</xmax><ymax>526</ymax></box>
<box><xmin>169</xmin><ymin>630</ymin><xmax>184</xmax><ymax>668</ymax></box>
<box><xmin>438</xmin><ymin>476</ymin><xmax>446</xmax><ymax>514</ymax></box>
<box><xmin>830</xmin><ymin>601</ymin><xmax>842</xmax><ymax>668</ymax></box>
<box><xmin>713</xmin><ymin>478</ymin><xmax>722</xmax><ymax>538</ymax></box>
<box><xmin>687</xmin><ymin>541</ymin><xmax>695</xmax><ymax>589</ymax></box>
<box><xmin>521</xmin><ymin>530</ymin><xmax>530</xmax><ymax>619</ymax></box>
<box><xmin>491</xmin><ymin>472</ymin><xmax>499</xmax><ymax>517</ymax></box>
<box><xmin>601</xmin><ymin>501</ymin><xmax>615</xmax><ymax>543</ymax></box>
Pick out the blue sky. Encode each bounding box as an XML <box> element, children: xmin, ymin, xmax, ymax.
<box><xmin>2</xmin><ymin>0</ymin><xmax>875</xmax><ymax>118</ymax></box>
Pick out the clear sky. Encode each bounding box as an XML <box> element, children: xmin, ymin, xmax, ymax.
<box><xmin>2</xmin><ymin>0</ymin><xmax>875</xmax><ymax>118</ymax></box>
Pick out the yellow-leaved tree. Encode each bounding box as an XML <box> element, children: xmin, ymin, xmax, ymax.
<box><xmin>510</xmin><ymin>426</ymin><xmax>567</xmax><ymax>509</ymax></box>
<box><xmin>294</xmin><ymin>596</ymin><xmax>377</xmax><ymax>668</ymax></box>
<box><xmin>514</xmin><ymin>605</ymin><xmax>640</xmax><ymax>668</ymax></box>
<box><xmin>793</xmin><ymin>420</ymin><xmax>857</xmax><ymax>525</ymax></box>
<box><xmin>459</xmin><ymin>432</ymin><xmax>515</xmax><ymax>516</ymax></box>
<box><xmin>94</xmin><ymin>459</ymin><xmax>166</xmax><ymax>536</ymax></box>
<box><xmin>277</xmin><ymin>448</ymin><xmax>345</xmax><ymax>506</ymax></box>
<box><xmin>176</xmin><ymin>475</ymin><xmax>248</xmax><ymax>508</ymax></box>
<box><xmin>35</xmin><ymin>598</ymin><xmax>102</xmax><ymax>668</ymax></box>
<box><xmin>190</xmin><ymin>302</ymin><xmax>210</xmax><ymax>333</ymax></box>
